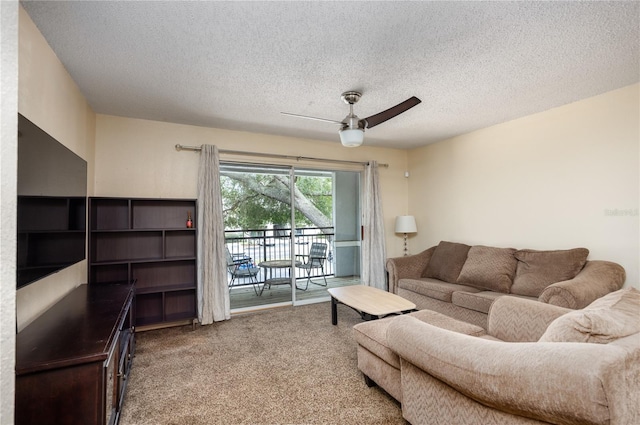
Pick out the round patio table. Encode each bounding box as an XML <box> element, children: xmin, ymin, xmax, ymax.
<box><xmin>258</xmin><ymin>259</ymin><xmax>302</xmax><ymax>295</ymax></box>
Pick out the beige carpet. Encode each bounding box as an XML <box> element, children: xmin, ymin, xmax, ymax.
<box><xmin>119</xmin><ymin>302</ymin><xmax>407</xmax><ymax>425</ymax></box>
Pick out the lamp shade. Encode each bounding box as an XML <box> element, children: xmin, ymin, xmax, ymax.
<box><xmin>339</xmin><ymin>128</ymin><xmax>364</xmax><ymax>147</ymax></box>
<box><xmin>395</xmin><ymin>215</ymin><xmax>417</xmax><ymax>233</ymax></box>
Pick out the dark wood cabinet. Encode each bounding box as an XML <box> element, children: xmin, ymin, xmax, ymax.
<box><xmin>89</xmin><ymin>198</ymin><xmax>197</xmax><ymax>329</ymax></box>
<box><xmin>15</xmin><ymin>284</ymin><xmax>135</xmax><ymax>425</ymax></box>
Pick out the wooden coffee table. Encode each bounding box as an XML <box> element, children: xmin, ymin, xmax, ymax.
<box><xmin>327</xmin><ymin>285</ymin><xmax>416</xmax><ymax>325</ymax></box>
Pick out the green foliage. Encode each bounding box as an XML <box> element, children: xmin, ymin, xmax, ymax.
<box><xmin>221</xmin><ymin>173</ymin><xmax>332</xmax><ymax>231</ymax></box>
<box><xmin>296</xmin><ymin>175</ymin><xmax>332</xmax><ymax>219</ymax></box>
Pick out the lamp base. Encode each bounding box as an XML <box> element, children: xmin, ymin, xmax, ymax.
<box><xmin>403</xmin><ymin>233</ymin><xmax>409</xmax><ymax>256</ymax></box>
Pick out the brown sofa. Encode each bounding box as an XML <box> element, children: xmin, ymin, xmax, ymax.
<box><xmin>386</xmin><ymin>241</ymin><xmax>626</xmax><ymax>329</ymax></box>
<box><xmin>354</xmin><ymin>288</ymin><xmax>640</xmax><ymax>424</ymax></box>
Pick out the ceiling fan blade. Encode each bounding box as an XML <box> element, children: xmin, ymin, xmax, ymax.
<box><xmin>361</xmin><ymin>96</ymin><xmax>421</xmax><ymax>129</ymax></box>
<box><xmin>281</xmin><ymin>112</ymin><xmax>344</xmax><ymax>125</ymax></box>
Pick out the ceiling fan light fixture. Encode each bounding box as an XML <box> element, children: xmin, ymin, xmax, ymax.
<box><xmin>339</xmin><ymin>128</ymin><xmax>364</xmax><ymax>147</ymax></box>
<box><xmin>282</xmin><ymin>90</ymin><xmax>420</xmax><ymax>148</ymax></box>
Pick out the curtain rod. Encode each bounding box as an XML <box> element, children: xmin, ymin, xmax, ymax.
<box><xmin>174</xmin><ymin>144</ymin><xmax>389</xmax><ymax>168</ymax></box>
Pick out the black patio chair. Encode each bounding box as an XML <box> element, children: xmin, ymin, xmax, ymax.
<box><xmin>226</xmin><ymin>247</ymin><xmax>261</xmax><ymax>295</ymax></box>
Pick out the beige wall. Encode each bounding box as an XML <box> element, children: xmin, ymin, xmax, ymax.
<box><xmin>16</xmin><ymin>6</ymin><xmax>96</xmax><ymax>331</ymax></box>
<box><xmin>408</xmin><ymin>84</ymin><xmax>639</xmax><ymax>289</ymax></box>
<box><xmin>1</xmin><ymin>2</ymin><xmax>19</xmax><ymax>422</ymax></box>
<box><xmin>94</xmin><ymin>114</ymin><xmax>410</xmax><ymax>255</ymax></box>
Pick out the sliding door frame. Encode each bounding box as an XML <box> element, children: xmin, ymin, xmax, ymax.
<box><xmin>223</xmin><ymin>161</ymin><xmax>362</xmax><ymax>312</ymax></box>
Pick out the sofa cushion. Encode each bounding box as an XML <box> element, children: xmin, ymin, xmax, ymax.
<box><xmin>539</xmin><ymin>287</ymin><xmax>640</xmax><ymax>344</ymax></box>
<box><xmin>424</xmin><ymin>241</ymin><xmax>471</xmax><ymax>283</ymax></box>
<box><xmin>408</xmin><ymin>309</ymin><xmax>486</xmax><ymax>336</ymax></box>
<box><xmin>456</xmin><ymin>245</ymin><xmax>517</xmax><ymax>293</ymax></box>
<box><xmin>511</xmin><ymin>248</ymin><xmax>589</xmax><ymax>297</ymax></box>
<box><xmin>353</xmin><ymin>308</ymin><xmax>487</xmax><ymax>370</ymax></box>
<box><xmin>451</xmin><ymin>291</ymin><xmax>505</xmax><ymax>314</ymax></box>
<box><xmin>452</xmin><ymin>292</ymin><xmax>536</xmax><ymax>314</ymax></box>
<box><xmin>399</xmin><ymin>278</ymin><xmax>481</xmax><ymax>302</ymax></box>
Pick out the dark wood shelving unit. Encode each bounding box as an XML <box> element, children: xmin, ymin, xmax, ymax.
<box><xmin>89</xmin><ymin>197</ymin><xmax>197</xmax><ymax>329</ymax></box>
<box><xmin>17</xmin><ymin>196</ymin><xmax>86</xmax><ymax>288</ymax></box>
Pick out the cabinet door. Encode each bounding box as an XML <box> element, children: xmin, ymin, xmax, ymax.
<box><xmin>117</xmin><ymin>334</ymin><xmax>133</xmax><ymax>411</ymax></box>
<box><xmin>105</xmin><ymin>346</ymin><xmax>118</xmax><ymax>425</ymax></box>
<box><xmin>16</xmin><ymin>362</ymin><xmax>104</xmax><ymax>425</ymax></box>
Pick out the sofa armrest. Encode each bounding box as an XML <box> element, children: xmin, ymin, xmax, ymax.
<box><xmin>387</xmin><ymin>315</ymin><xmax>625</xmax><ymax>425</ymax></box>
<box><xmin>487</xmin><ymin>296</ymin><xmax>571</xmax><ymax>342</ymax></box>
<box><xmin>539</xmin><ymin>260</ymin><xmax>626</xmax><ymax>309</ymax></box>
<box><xmin>385</xmin><ymin>247</ymin><xmax>435</xmax><ymax>293</ymax></box>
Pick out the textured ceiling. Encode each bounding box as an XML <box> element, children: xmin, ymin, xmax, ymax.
<box><xmin>21</xmin><ymin>1</ymin><xmax>639</xmax><ymax>149</ymax></box>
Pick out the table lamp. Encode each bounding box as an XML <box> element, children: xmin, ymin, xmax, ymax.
<box><xmin>395</xmin><ymin>215</ymin><xmax>417</xmax><ymax>256</ymax></box>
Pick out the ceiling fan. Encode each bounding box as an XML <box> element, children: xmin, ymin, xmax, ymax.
<box><xmin>281</xmin><ymin>91</ymin><xmax>421</xmax><ymax>147</ymax></box>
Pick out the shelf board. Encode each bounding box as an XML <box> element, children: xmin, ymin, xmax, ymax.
<box><xmin>19</xmin><ymin>229</ymin><xmax>85</xmax><ymax>234</ymax></box>
<box><xmin>91</xmin><ymin>228</ymin><xmax>196</xmax><ymax>233</ymax></box>
<box><xmin>18</xmin><ymin>263</ymin><xmax>77</xmax><ymax>271</ymax></box>
<box><xmin>136</xmin><ymin>283</ymin><xmax>196</xmax><ymax>295</ymax></box>
<box><xmin>163</xmin><ymin>256</ymin><xmax>197</xmax><ymax>262</ymax></box>
<box><xmin>165</xmin><ymin>311</ymin><xmax>197</xmax><ymax>323</ymax></box>
<box><xmin>91</xmin><ymin>256</ymin><xmax>196</xmax><ymax>266</ymax></box>
<box><xmin>135</xmin><ymin>315</ymin><xmax>164</xmax><ymax>327</ymax></box>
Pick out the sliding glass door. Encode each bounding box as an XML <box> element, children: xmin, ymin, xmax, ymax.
<box><xmin>220</xmin><ymin>162</ymin><xmax>361</xmax><ymax>312</ymax></box>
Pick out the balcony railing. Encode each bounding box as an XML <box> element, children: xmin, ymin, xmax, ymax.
<box><xmin>225</xmin><ymin>226</ymin><xmax>334</xmax><ymax>287</ymax></box>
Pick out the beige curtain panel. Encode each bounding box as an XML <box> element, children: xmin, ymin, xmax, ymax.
<box><xmin>197</xmin><ymin>144</ymin><xmax>231</xmax><ymax>324</ymax></box>
<box><xmin>362</xmin><ymin>161</ymin><xmax>387</xmax><ymax>290</ymax></box>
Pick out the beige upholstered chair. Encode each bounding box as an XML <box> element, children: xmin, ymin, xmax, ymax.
<box><xmin>384</xmin><ymin>289</ymin><xmax>640</xmax><ymax>424</ymax></box>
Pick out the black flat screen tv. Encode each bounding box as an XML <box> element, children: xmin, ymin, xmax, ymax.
<box><xmin>17</xmin><ymin>114</ymin><xmax>87</xmax><ymax>289</ymax></box>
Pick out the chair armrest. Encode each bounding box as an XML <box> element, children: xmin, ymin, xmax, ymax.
<box><xmin>539</xmin><ymin>260</ymin><xmax>626</xmax><ymax>309</ymax></box>
<box><xmin>387</xmin><ymin>315</ymin><xmax>623</xmax><ymax>425</ymax></box>
<box><xmin>296</xmin><ymin>254</ymin><xmax>326</xmax><ymax>260</ymax></box>
<box><xmin>487</xmin><ymin>296</ymin><xmax>571</xmax><ymax>342</ymax></box>
<box><xmin>385</xmin><ymin>247</ymin><xmax>435</xmax><ymax>293</ymax></box>
<box><xmin>232</xmin><ymin>258</ymin><xmax>251</xmax><ymax>266</ymax></box>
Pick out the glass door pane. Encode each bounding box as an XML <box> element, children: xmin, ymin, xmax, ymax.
<box><xmin>221</xmin><ymin>163</ymin><xmax>293</xmax><ymax>310</ymax></box>
<box><xmin>333</xmin><ymin>171</ymin><xmax>361</xmax><ymax>279</ymax></box>
<box><xmin>291</xmin><ymin>169</ymin><xmax>334</xmax><ymax>303</ymax></box>
<box><xmin>292</xmin><ymin>169</ymin><xmax>362</xmax><ymax>304</ymax></box>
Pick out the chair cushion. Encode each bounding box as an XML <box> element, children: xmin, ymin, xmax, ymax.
<box><xmin>456</xmin><ymin>245</ymin><xmax>517</xmax><ymax>293</ymax></box>
<box><xmin>511</xmin><ymin>248</ymin><xmax>589</xmax><ymax>297</ymax></box>
<box><xmin>399</xmin><ymin>278</ymin><xmax>481</xmax><ymax>302</ymax></box>
<box><xmin>539</xmin><ymin>287</ymin><xmax>640</xmax><ymax>343</ymax></box>
<box><xmin>424</xmin><ymin>241</ymin><xmax>471</xmax><ymax>283</ymax></box>
<box><xmin>353</xmin><ymin>316</ymin><xmax>401</xmax><ymax>368</ymax></box>
<box><xmin>234</xmin><ymin>267</ymin><xmax>260</xmax><ymax>277</ymax></box>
